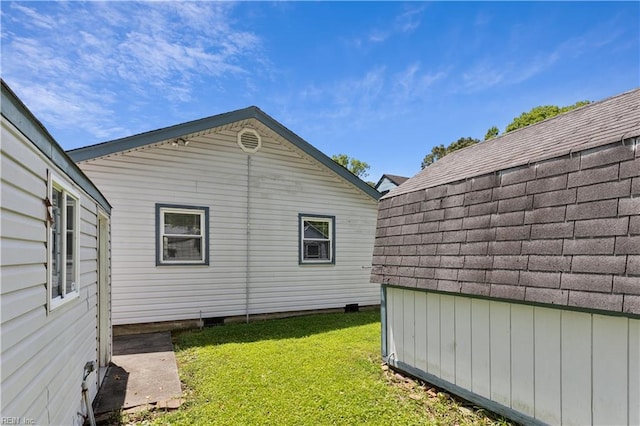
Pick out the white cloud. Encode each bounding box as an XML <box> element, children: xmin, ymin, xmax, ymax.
<box><xmin>7</xmin><ymin>3</ymin><xmax>56</xmax><ymax>30</ymax></box>
<box><xmin>289</xmin><ymin>62</ymin><xmax>445</xmax><ymax>135</ymax></box>
<box><xmin>394</xmin><ymin>5</ymin><xmax>425</xmax><ymax>34</ymax></box>
<box><xmin>456</xmin><ymin>13</ymin><xmax>631</xmax><ymax>94</ymax></box>
<box><xmin>366</xmin><ymin>4</ymin><xmax>425</xmax><ymax>44</ymax></box>
<box><xmin>9</xmin><ymin>80</ymin><xmax>127</xmax><ymax>139</ymax></box>
<box><xmin>1</xmin><ymin>1</ymin><xmax>266</xmax><ymax>141</ymax></box>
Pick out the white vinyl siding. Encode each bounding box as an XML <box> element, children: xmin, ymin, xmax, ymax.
<box><xmin>384</xmin><ymin>286</ymin><xmax>640</xmax><ymax>425</ymax></box>
<box><xmin>78</xmin><ymin>119</ymin><xmax>379</xmax><ymax>325</ymax></box>
<box><xmin>1</xmin><ymin>115</ymin><xmax>106</xmax><ymax>425</ymax></box>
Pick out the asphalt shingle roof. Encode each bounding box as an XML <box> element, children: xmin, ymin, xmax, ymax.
<box><xmin>388</xmin><ymin>88</ymin><xmax>640</xmax><ymax>198</ymax></box>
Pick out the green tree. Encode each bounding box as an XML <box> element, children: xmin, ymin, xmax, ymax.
<box><xmin>421</xmin><ymin>137</ymin><xmax>479</xmax><ymax>169</ymax></box>
<box><xmin>420</xmin><ymin>99</ymin><xmax>590</xmax><ymax>170</ymax></box>
<box><xmin>331</xmin><ymin>154</ymin><xmax>370</xmax><ymax>179</ymax></box>
<box><xmin>484</xmin><ymin>126</ymin><xmax>499</xmax><ymax>140</ymax></box>
<box><xmin>505</xmin><ymin>101</ymin><xmax>590</xmax><ymax>133</ymax></box>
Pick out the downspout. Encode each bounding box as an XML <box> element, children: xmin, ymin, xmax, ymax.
<box><xmin>245</xmin><ymin>155</ymin><xmax>251</xmax><ymax>323</ymax></box>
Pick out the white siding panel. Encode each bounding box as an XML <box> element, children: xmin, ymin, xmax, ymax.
<box><xmin>384</xmin><ymin>288</ymin><xmax>640</xmax><ymax>425</ymax></box>
<box><xmin>1</xmin><ymin>124</ymin><xmax>48</xmax><ymax>178</ymax></box>
<box><xmin>630</xmin><ymin>319</ymin><xmax>640</xmax><ymax>426</ymax></box>
<box><xmin>560</xmin><ymin>310</ymin><xmax>592</xmax><ymax>426</ymax></box>
<box><xmin>533</xmin><ymin>307</ymin><xmax>561</xmax><ymax>424</ymax></box>
<box><xmin>1</xmin><ymin>207</ymin><xmax>46</xmax><ymax>242</ymax></box>
<box><xmin>1</xmin><ymin>237</ymin><xmax>45</xmax><ymax>267</ymax></box>
<box><xmin>0</xmin><ymin>264</ymin><xmax>45</xmax><ymax>295</ymax></box>
<box><xmin>426</xmin><ymin>292</ymin><xmax>441</xmax><ymax>376</ymax></box>
<box><xmin>1</xmin><ymin>149</ymin><xmax>44</xmax><ymax>198</ymax></box>
<box><xmin>387</xmin><ymin>288</ymin><xmax>404</xmax><ymax>359</ymax></box>
<box><xmin>510</xmin><ymin>304</ymin><xmax>534</xmax><ymax>417</ymax></box>
<box><xmin>592</xmin><ymin>314</ymin><xmax>628</xmax><ymax>425</ymax></box>
<box><xmin>470</xmin><ymin>299</ymin><xmax>491</xmax><ymax>399</ymax></box>
<box><xmin>79</xmin><ymin>126</ymin><xmax>378</xmax><ymax>325</ymax></box>
<box><xmin>489</xmin><ymin>301</ymin><xmax>511</xmax><ymax>407</ymax></box>
<box><xmin>414</xmin><ymin>292</ymin><xmax>428</xmax><ymax>373</ymax></box>
<box><xmin>0</xmin><ymin>284</ymin><xmax>45</xmax><ymax>324</ymax></box>
<box><xmin>0</xmin><ymin>306</ymin><xmax>43</xmax><ymax>351</ymax></box>
<box><xmin>402</xmin><ymin>289</ymin><xmax>415</xmax><ymax>367</ymax></box>
<box><xmin>0</xmin><ymin>180</ymin><xmax>46</xmax><ymax>221</ymax></box>
<box><xmin>454</xmin><ymin>297</ymin><xmax>472</xmax><ymax>390</ymax></box>
<box><xmin>440</xmin><ymin>295</ymin><xmax>456</xmax><ymax>383</ymax></box>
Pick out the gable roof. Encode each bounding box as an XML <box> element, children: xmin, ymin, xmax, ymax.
<box><xmin>1</xmin><ymin>80</ymin><xmax>111</xmax><ymax>213</ymax></box>
<box><xmin>67</xmin><ymin>106</ymin><xmax>381</xmax><ymax>200</ymax></box>
<box><xmin>375</xmin><ymin>174</ymin><xmax>409</xmax><ymax>188</ymax></box>
<box><xmin>388</xmin><ymin>87</ymin><xmax>640</xmax><ymax>198</ymax></box>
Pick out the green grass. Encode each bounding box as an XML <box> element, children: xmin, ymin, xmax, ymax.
<box><xmin>140</xmin><ymin>310</ymin><xmax>509</xmax><ymax>425</ymax></box>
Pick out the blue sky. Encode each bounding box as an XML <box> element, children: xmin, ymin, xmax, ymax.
<box><xmin>2</xmin><ymin>2</ymin><xmax>638</xmax><ymax>182</ymax></box>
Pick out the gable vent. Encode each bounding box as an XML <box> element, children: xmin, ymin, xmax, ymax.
<box><xmin>237</xmin><ymin>128</ymin><xmax>262</xmax><ymax>154</ymax></box>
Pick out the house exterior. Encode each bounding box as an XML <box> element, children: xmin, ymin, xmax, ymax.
<box><xmin>68</xmin><ymin>107</ymin><xmax>381</xmax><ymax>326</ymax></box>
<box><xmin>371</xmin><ymin>88</ymin><xmax>640</xmax><ymax>425</ymax></box>
<box><xmin>1</xmin><ymin>80</ymin><xmax>112</xmax><ymax>424</ymax></box>
<box><xmin>374</xmin><ymin>173</ymin><xmax>409</xmax><ymax>194</ymax></box>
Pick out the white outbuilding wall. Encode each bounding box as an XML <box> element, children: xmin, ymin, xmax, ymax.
<box><xmin>1</xmin><ymin>81</ymin><xmax>111</xmax><ymax>425</ymax></box>
<box><xmin>372</xmin><ymin>89</ymin><xmax>640</xmax><ymax>425</ymax></box>
<box><xmin>383</xmin><ymin>286</ymin><xmax>640</xmax><ymax>425</ymax></box>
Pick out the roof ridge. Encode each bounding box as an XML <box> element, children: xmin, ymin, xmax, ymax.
<box><xmin>386</xmin><ymin>87</ymin><xmax>640</xmax><ymax>198</ymax></box>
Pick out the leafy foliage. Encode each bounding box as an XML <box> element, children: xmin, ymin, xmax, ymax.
<box><xmin>504</xmin><ymin>101</ymin><xmax>590</xmax><ymax>133</ymax></box>
<box><xmin>332</xmin><ymin>153</ymin><xmax>370</xmax><ymax>179</ymax></box>
<box><xmin>421</xmin><ymin>137</ymin><xmax>479</xmax><ymax>169</ymax></box>
<box><xmin>484</xmin><ymin>126</ymin><xmax>499</xmax><ymax>141</ymax></box>
<box><xmin>421</xmin><ymin>100</ymin><xmax>590</xmax><ymax>169</ymax></box>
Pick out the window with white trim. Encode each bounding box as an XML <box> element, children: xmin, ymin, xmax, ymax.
<box><xmin>48</xmin><ymin>173</ymin><xmax>80</xmax><ymax>309</ymax></box>
<box><xmin>299</xmin><ymin>214</ymin><xmax>335</xmax><ymax>264</ymax></box>
<box><xmin>156</xmin><ymin>204</ymin><xmax>209</xmax><ymax>265</ymax></box>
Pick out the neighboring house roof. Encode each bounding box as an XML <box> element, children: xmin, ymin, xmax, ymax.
<box><xmin>1</xmin><ymin>80</ymin><xmax>111</xmax><ymax>213</ymax></box>
<box><xmin>375</xmin><ymin>174</ymin><xmax>409</xmax><ymax>188</ymax></box>
<box><xmin>67</xmin><ymin>106</ymin><xmax>381</xmax><ymax>201</ymax></box>
<box><xmin>387</xmin><ymin>87</ymin><xmax>640</xmax><ymax>198</ymax></box>
<box><xmin>375</xmin><ymin>173</ymin><xmax>410</xmax><ymax>194</ymax></box>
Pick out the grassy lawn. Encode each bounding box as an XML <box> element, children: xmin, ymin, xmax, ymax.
<box><xmin>135</xmin><ymin>310</ymin><xmax>509</xmax><ymax>425</ymax></box>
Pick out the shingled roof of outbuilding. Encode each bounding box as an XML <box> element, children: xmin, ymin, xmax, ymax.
<box><xmin>387</xmin><ymin>87</ymin><xmax>640</xmax><ymax>198</ymax></box>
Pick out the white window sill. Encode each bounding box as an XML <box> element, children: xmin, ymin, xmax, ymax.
<box><xmin>49</xmin><ymin>291</ymin><xmax>80</xmax><ymax>311</ymax></box>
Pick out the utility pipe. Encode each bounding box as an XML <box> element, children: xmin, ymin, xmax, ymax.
<box><xmin>245</xmin><ymin>155</ymin><xmax>251</xmax><ymax>323</ymax></box>
<box><xmin>82</xmin><ymin>361</ymin><xmax>97</xmax><ymax>426</ymax></box>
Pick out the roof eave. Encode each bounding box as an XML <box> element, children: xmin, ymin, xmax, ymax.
<box><xmin>1</xmin><ymin>79</ymin><xmax>112</xmax><ymax>213</ymax></box>
<box><xmin>67</xmin><ymin>106</ymin><xmax>381</xmax><ymax>201</ymax></box>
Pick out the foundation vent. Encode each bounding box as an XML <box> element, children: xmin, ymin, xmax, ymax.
<box><xmin>237</xmin><ymin>128</ymin><xmax>262</xmax><ymax>153</ymax></box>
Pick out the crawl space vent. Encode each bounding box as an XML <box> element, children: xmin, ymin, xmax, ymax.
<box><xmin>237</xmin><ymin>128</ymin><xmax>262</xmax><ymax>153</ymax></box>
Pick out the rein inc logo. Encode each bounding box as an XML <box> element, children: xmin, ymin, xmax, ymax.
<box><xmin>0</xmin><ymin>418</ymin><xmax>35</xmax><ymax>425</ymax></box>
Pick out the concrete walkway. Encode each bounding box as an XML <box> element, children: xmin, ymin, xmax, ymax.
<box><xmin>93</xmin><ymin>332</ymin><xmax>183</xmax><ymax>416</ymax></box>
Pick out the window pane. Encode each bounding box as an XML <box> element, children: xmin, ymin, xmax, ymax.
<box><xmin>51</xmin><ymin>188</ymin><xmax>62</xmax><ymax>298</ymax></box>
<box><xmin>163</xmin><ymin>236</ymin><xmax>202</xmax><ymax>261</ymax></box>
<box><xmin>65</xmin><ymin>195</ymin><xmax>76</xmax><ymax>294</ymax></box>
<box><xmin>304</xmin><ymin>220</ymin><xmax>330</xmax><ymax>239</ymax></box>
<box><xmin>164</xmin><ymin>213</ymin><xmax>201</xmax><ymax>235</ymax></box>
<box><xmin>304</xmin><ymin>241</ymin><xmax>330</xmax><ymax>260</ymax></box>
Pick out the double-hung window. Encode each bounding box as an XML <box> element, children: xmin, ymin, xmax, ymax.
<box><xmin>48</xmin><ymin>173</ymin><xmax>80</xmax><ymax>309</ymax></box>
<box><xmin>299</xmin><ymin>214</ymin><xmax>335</xmax><ymax>264</ymax></box>
<box><xmin>156</xmin><ymin>204</ymin><xmax>209</xmax><ymax>265</ymax></box>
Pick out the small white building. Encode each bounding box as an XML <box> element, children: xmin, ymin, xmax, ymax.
<box><xmin>68</xmin><ymin>107</ymin><xmax>381</xmax><ymax>326</ymax></box>
<box><xmin>372</xmin><ymin>88</ymin><xmax>640</xmax><ymax>425</ymax></box>
<box><xmin>1</xmin><ymin>80</ymin><xmax>112</xmax><ymax>424</ymax></box>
